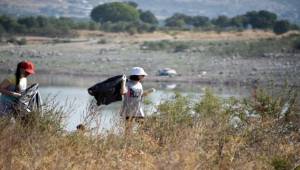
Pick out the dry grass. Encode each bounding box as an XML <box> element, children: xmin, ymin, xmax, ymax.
<box><xmin>0</xmin><ymin>89</ymin><xmax>299</xmax><ymax>170</ymax></box>
<box><xmin>76</xmin><ymin>30</ymin><xmax>282</xmax><ymax>43</ymax></box>
<box><xmin>16</xmin><ymin>30</ymin><xmax>290</xmax><ymax>46</ymax></box>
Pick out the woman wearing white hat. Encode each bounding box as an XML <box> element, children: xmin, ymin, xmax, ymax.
<box><xmin>120</xmin><ymin>67</ymin><xmax>155</xmax><ymax>133</ymax></box>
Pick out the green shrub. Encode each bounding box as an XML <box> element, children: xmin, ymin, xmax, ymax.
<box><xmin>6</xmin><ymin>36</ymin><xmax>18</xmax><ymax>44</ymax></box>
<box><xmin>127</xmin><ymin>26</ymin><xmax>137</xmax><ymax>35</ymax></box>
<box><xmin>223</xmin><ymin>97</ymin><xmax>247</xmax><ymax>120</ymax></box>
<box><xmin>142</xmin><ymin>93</ymin><xmax>193</xmax><ymax>144</ymax></box>
<box><xmin>5</xmin><ymin>37</ymin><xmax>26</xmax><ymax>45</ymax></box>
<box><xmin>18</xmin><ymin>38</ymin><xmax>27</xmax><ymax>45</ymax></box>
<box><xmin>273</xmin><ymin>20</ymin><xmax>291</xmax><ymax>35</ymax></box>
<box><xmin>250</xmin><ymin>88</ymin><xmax>282</xmax><ymax>118</ymax></box>
<box><xmin>157</xmin><ymin>93</ymin><xmax>193</xmax><ymax>126</ymax></box>
<box><xmin>0</xmin><ymin>15</ymin><xmax>93</xmax><ymax>37</ymax></box>
<box><xmin>141</xmin><ymin>40</ymin><xmax>171</xmax><ymax>51</ymax></box>
<box><xmin>174</xmin><ymin>43</ymin><xmax>189</xmax><ymax>52</ymax></box>
<box><xmin>101</xmin><ymin>21</ymin><xmax>156</xmax><ymax>33</ymax></box>
<box><xmin>271</xmin><ymin>157</ymin><xmax>292</xmax><ymax>170</ymax></box>
<box><xmin>194</xmin><ymin>88</ymin><xmax>222</xmax><ymax>117</ymax></box>
<box><xmin>294</xmin><ymin>37</ymin><xmax>300</xmax><ymax>50</ymax></box>
<box><xmin>141</xmin><ymin>40</ymin><xmax>191</xmax><ymax>52</ymax></box>
<box><xmin>0</xmin><ymin>25</ymin><xmax>5</xmax><ymax>37</ymax></box>
<box><xmin>97</xmin><ymin>39</ymin><xmax>107</xmax><ymax>44</ymax></box>
<box><xmin>246</xmin><ymin>88</ymin><xmax>298</xmax><ymax>119</ymax></box>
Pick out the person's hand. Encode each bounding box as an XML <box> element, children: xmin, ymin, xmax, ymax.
<box><xmin>149</xmin><ymin>88</ymin><xmax>156</xmax><ymax>93</ymax></box>
<box><xmin>12</xmin><ymin>92</ymin><xmax>21</xmax><ymax>98</ymax></box>
<box><xmin>122</xmin><ymin>74</ymin><xmax>127</xmax><ymax>82</ymax></box>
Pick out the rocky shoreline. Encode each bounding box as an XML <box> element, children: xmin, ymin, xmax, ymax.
<box><xmin>0</xmin><ymin>31</ymin><xmax>299</xmax><ymax>88</ymax></box>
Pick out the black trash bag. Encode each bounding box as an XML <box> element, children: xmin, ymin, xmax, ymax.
<box><xmin>88</xmin><ymin>75</ymin><xmax>123</xmax><ymax>106</ymax></box>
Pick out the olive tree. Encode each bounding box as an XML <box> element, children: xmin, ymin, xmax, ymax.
<box><xmin>90</xmin><ymin>2</ymin><xmax>140</xmax><ymax>23</ymax></box>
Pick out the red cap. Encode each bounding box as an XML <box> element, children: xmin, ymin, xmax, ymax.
<box><xmin>20</xmin><ymin>61</ymin><xmax>35</xmax><ymax>75</ymax></box>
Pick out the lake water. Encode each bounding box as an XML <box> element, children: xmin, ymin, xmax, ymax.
<box><xmin>0</xmin><ymin>74</ymin><xmax>270</xmax><ymax>131</ymax></box>
<box><xmin>39</xmin><ymin>83</ymin><xmax>253</xmax><ymax>131</ymax></box>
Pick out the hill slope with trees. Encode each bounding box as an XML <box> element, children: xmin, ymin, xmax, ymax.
<box><xmin>0</xmin><ymin>0</ymin><xmax>299</xmax><ymax>24</ymax></box>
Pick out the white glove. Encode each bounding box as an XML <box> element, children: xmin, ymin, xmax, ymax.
<box><xmin>122</xmin><ymin>74</ymin><xmax>127</xmax><ymax>82</ymax></box>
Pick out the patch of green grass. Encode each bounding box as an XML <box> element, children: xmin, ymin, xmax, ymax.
<box><xmin>271</xmin><ymin>157</ymin><xmax>293</xmax><ymax>170</ymax></box>
<box><xmin>204</xmin><ymin>34</ymin><xmax>300</xmax><ymax>57</ymax></box>
<box><xmin>141</xmin><ymin>40</ymin><xmax>192</xmax><ymax>52</ymax></box>
<box><xmin>194</xmin><ymin>88</ymin><xmax>222</xmax><ymax>118</ymax></box>
<box><xmin>141</xmin><ymin>34</ymin><xmax>300</xmax><ymax>57</ymax></box>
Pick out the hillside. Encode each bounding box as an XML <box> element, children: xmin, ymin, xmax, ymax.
<box><xmin>0</xmin><ymin>0</ymin><xmax>299</xmax><ymax>24</ymax></box>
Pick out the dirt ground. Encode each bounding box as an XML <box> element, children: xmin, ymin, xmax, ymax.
<box><xmin>0</xmin><ymin>30</ymin><xmax>299</xmax><ymax>87</ymax></box>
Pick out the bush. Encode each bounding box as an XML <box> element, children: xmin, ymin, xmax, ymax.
<box><xmin>18</xmin><ymin>38</ymin><xmax>27</xmax><ymax>45</ymax></box>
<box><xmin>101</xmin><ymin>21</ymin><xmax>155</xmax><ymax>33</ymax></box>
<box><xmin>6</xmin><ymin>36</ymin><xmax>18</xmax><ymax>44</ymax></box>
<box><xmin>294</xmin><ymin>37</ymin><xmax>300</xmax><ymax>50</ymax></box>
<box><xmin>5</xmin><ymin>37</ymin><xmax>26</xmax><ymax>45</ymax></box>
<box><xmin>0</xmin><ymin>15</ymin><xmax>95</xmax><ymax>37</ymax></box>
<box><xmin>97</xmin><ymin>39</ymin><xmax>107</xmax><ymax>44</ymax></box>
<box><xmin>141</xmin><ymin>40</ymin><xmax>191</xmax><ymax>52</ymax></box>
<box><xmin>273</xmin><ymin>20</ymin><xmax>291</xmax><ymax>35</ymax></box>
<box><xmin>271</xmin><ymin>157</ymin><xmax>292</xmax><ymax>170</ymax></box>
<box><xmin>165</xmin><ymin>13</ymin><xmax>189</xmax><ymax>27</ymax></box>
<box><xmin>139</xmin><ymin>10</ymin><xmax>158</xmax><ymax>25</ymax></box>
<box><xmin>141</xmin><ymin>40</ymin><xmax>172</xmax><ymax>51</ymax></box>
<box><xmin>194</xmin><ymin>88</ymin><xmax>222</xmax><ymax>117</ymax></box>
<box><xmin>157</xmin><ymin>93</ymin><xmax>193</xmax><ymax>127</ymax></box>
<box><xmin>142</xmin><ymin>93</ymin><xmax>194</xmax><ymax>145</ymax></box>
<box><xmin>174</xmin><ymin>43</ymin><xmax>189</xmax><ymax>52</ymax></box>
<box><xmin>246</xmin><ymin>88</ymin><xmax>297</xmax><ymax>119</ymax></box>
<box><xmin>0</xmin><ymin>25</ymin><xmax>5</xmax><ymax>37</ymax></box>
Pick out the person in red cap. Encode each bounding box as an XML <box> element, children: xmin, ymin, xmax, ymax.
<box><xmin>0</xmin><ymin>61</ymin><xmax>35</xmax><ymax>116</ymax></box>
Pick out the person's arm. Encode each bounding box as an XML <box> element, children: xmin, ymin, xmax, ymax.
<box><xmin>0</xmin><ymin>79</ymin><xmax>21</xmax><ymax>97</ymax></box>
<box><xmin>120</xmin><ymin>75</ymin><xmax>128</xmax><ymax>95</ymax></box>
<box><xmin>142</xmin><ymin>88</ymin><xmax>156</xmax><ymax>97</ymax></box>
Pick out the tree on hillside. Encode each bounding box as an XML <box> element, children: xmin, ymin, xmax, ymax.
<box><xmin>90</xmin><ymin>2</ymin><xmax>140</xmax><ymax>23</ymax></box>
<box><xmin>273</xmin><ymin>20</ymin><xmax>291</xmax><ymax>35</ymax></box>
<box><xmin>245</xmin><ymin>10</ymin><xmax>277</xmax><ymax>29</ymax></box>
<box><xmin>165</xmin><ymin>13</ymin><xmax>190</xmax><ymax>27</ymax></box>
<box><xmin>191</xmin><ymin>16</ymin><xmax>210</xmax><ymax>27</ymax></box>
<box><xmin>18</xmin><ymin>16</ymin><xmax>39</xmax><ymax>29</ymax></box>
<box><xmin>36</xmin><ymin>16</ymin><xmax>49</xmax><ymax>27</ymax></box>
<box><xmin>231</xmin><ymin>15</ymin><xmax>248</xmax><ymax>28</ymax></box>
<box><xmin>212</xmin><ymin>15</ymin><xmax>231</xmax><ymax>28</ymax></box>
<box><xmin>139</xmin><ymin>10</ymin><xmax>158</xmax><ymax>25</ymax></box>
<box><xmin>0</xmin><ymin>15</ymin><xmax>24</xmax><ymax>33</ymax></box>
<box><xmin>0</xmin><ymin>25</ymin><xmax>5</xmax><ymax>37</ymax></box>
<box><xmin>124</xmin><ymin>1</ymin><xmax>138</xmax><ymax>8</ymax></box>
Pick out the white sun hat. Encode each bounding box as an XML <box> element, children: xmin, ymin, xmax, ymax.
<box><xmin>130</xmin><ymin>67</ymin><xmax>148</xmax><ymax>76</ymax></box>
